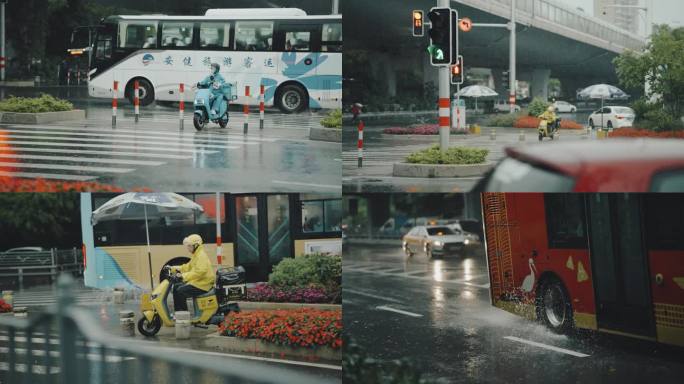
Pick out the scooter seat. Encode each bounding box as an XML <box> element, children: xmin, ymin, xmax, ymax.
<box><xmin>197</xmin><ymin>288</ymin><xmax>216</xmax><ymax>298</ymax></box>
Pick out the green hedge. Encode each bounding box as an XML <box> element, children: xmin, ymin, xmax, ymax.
<box><xmin>320</xmin><ymin>109</ymin><xmax>342</xmax><ymax>128</ymax></box>
<box><xmin>406</xmin><ymin>145</ymin><xmax>489</xmax><ymax>165</ymax></box>
<box><xmin>527</xmin><ymin>97</ymin><xmax>550</xmax><ymax>117</ymax></box>
<box><xmin>269</xmin><ymin>253</ymin><xmax>342</xmax><ymax>288</ymax></box>
<box><xmin>0</xmin><ymin>94</ymin><xmax>73</xmax><ymax>113</ymax></box>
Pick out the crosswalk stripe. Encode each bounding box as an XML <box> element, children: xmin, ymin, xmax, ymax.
<box><xmin>0</xmin><ymin>139</ymin><xmax>221</xmax><ymax>154</ymax></box>
<box><xmin>1</xmin><ymin>146</ymin><xmax>193</xmax><ymax>160</ymax></box>
<box><xmin>1</xmin><ymin>133</ymin><xmax>236</xmax><ymax>150</ymax></box>
<box><xmin>0</xmin><ymin>153</ymin><xmax>164</xmax><ymax>166</ymax></box>
<box><xmin>0</xmin><ymin>170</ymin><xmax>96</xmax><ymax>181</ymax></box>
<box><xmin>0</xmin><ymin>161</ymin><xmax>134</xmax><ymax>174</ymax></box>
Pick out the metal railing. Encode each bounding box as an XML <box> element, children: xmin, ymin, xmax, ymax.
<box><xmin>0</xmin><ymin>274</ymin><xmax>334</xmax><ymax>384</ymax></box>
<box><xmin>0</xmin><ymin>249</ymin><xmax>83</xmax><ymax>289</ymax></box>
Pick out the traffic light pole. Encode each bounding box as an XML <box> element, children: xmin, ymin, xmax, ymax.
<box><xmin>1</xmin><ymin>0</ymin><xmax>5</xmax><ymax>82</ymax></box>
<box><xmin>509</xmin><ymin>0</ymin><xmax>517</xmax><ymax>114</ymax></box>
<box><xmin>438</xmin><ymin>0</ymin><xmax>450</xmax><ymax>152</ymax></box>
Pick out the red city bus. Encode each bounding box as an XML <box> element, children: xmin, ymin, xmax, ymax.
<box><xmin>482</xmin><ymin>193</ymin><xmax>684</xmax><ymax>347</ymax></box>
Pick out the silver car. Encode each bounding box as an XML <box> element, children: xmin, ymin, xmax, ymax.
<box><xmin>402</xmin><ymin>225</ymin><xmax>466</xmax><ymax>259</ymax></box>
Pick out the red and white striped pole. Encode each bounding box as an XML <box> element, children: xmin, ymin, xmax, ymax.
<box><xmin>112</xmin><ymin>81</ymin><xmax>118</xmax><ymax>127</ymax></box>
<box><xmin>134</xmin><ymin>80</ymin><xmax>140</xmax><ymax>123</ymax></box>
<box><xmin>357</xmin><ymin>120</ymin><xmax>364</xmax><ymax>168</ymax></box>
<box><xmin>259</xmin><ymin>84</ymin><xmax>265</xmax><ymax>129</ymax></box>
<box><xmin>215</xmin><ymin>192</ymin><xmax>223</xmax><ymax>265</ymax></box>
<box><xmin>243</xmin><ymin>85</ymin><xmax>250</xmax><ymax>134</ymax></box>
<box><xmin>179</xmin><ymin>83</ymin><xmax>185</xmax><ymax>130</ymax></box>
<box><xmin>438</xmin><ymin>97</ymin><xmax>450</xmax><ymax>150</ymax></box>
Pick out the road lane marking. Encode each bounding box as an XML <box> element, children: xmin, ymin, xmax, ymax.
<box><xmin>1</xmin><ymin>147</ymin><xmax>193</xmax><ymax>160</ymax></box>
<box><xmin>346</xmin><ymin>263</ymin><xmax>491</xmax><ymax>290</ymax></box>
<box><xmin>272</xmin><ymin>180</ymin><xmax>342</xmax><ymax>190</ymax></box>
<box><xmin>0</xmin><ymin>153</ymin><xmax>164</xmax><ymax>166</ymax></box>
<box><xmin>0</xmin><ymin>139</ymin><xmax>222</xmax><ymax>154</ymax></box>
<box><xmin>343</xmin><ymin>289</ymin><xmax>403</xmax><ymax>303</ymax></box>
<box><xmin>376</xmin><ymin>305</ymin><xmax>423</xmax><ymax>318</ymax></box>
<box><xmin>503</xmin><ymin>336</ymin><xmax>590</xmax><ymax>358</ymax></box>
<box><xmin>0</xmin><ymin>171</ymin><xmax>96</xmax><ymax>181</ymax></box>
<box><xmin>2</xmin><ymin>133</ymin><xmax>236</xmax><ymax>150</ymax></box>
<box><xmin>0</xmin><ymin>161</ymin><xmax>134</xmax><ymax>174</ymax></box>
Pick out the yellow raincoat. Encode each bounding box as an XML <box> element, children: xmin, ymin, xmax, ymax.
<box><xmin>538</xmin><ymin>110</ymin><xmax>557</xmax><ymax>124</ymax></box>
<box><xmin>175</xmin><ymin>244</ymin><xmax>215</xmax><ymax>291</ymax></box>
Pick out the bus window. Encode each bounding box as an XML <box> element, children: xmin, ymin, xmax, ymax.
<box><xmin>544</xmin><ymin>194</ymin><xmax>587</xmax><ymax>249</ymax></box>
<box><xmin>95</xmin><ymin>36</ymin><xmax>112</xmax><ymax>60</ymax></box>
<box><xmin>284</xmin><ymin>31</ymin><xmax>311</xmax><ymax>51</ymax></box>
<box><xmin>200</xmin><ymin>22</ymin><xmax>231</xmax><ymax>49</ymax></box>
<box><xmin>161</xmin><ymin>22</ymin><xmax>194</xmax><ymax>48</ymax></box>
<box><xmin>321</xmin><ymin>23</ymin><xmax>342</xmax><ymax>52</ymax></box>
<box><xmin>301</xmin><ymin>196</ymin><xmax>342</xmax><ymax>233</ymax></box>
<box><xmin>119</xmin><ymin>21</ymin><xmax>158</xmax><ymax>48</ymax></box>
<box><xmin>650</xmin><ymin>169</ymin><xmax>684</xmax><ymax>192</ymax></box>
<box><xmin>235</xmin><ymin>21</ymin><xmax>273</xmax><ymax>51</ymax></box>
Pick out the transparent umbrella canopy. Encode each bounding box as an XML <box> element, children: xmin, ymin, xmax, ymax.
<box><xmin>91</xmin><ymin>193</ymin><xmax>203</xmax><ymax>289</ymax></box>
<box><xmin>577</xmin><ymin>84</ymin><xmax>629</xmax><ymax>128</ymax></box>
<box><xmin>455</xmin><ymin>85</ymin><xmax>499</xmax><ymax>112</ymax></box>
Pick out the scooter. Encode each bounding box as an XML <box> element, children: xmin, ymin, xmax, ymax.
<box><xmin>538</xmin><ymin>117</ymin><xmax>561</xmax><ymax>141</ymax></box>
<box><xmin>137</xmin><ymin>265</ymin><xmax>246</xmax><ymax>337</ymax></box>
<box><xmin>193</xmin><ymin>81</ymin><xmax>237</xmax><ymax>131</ymax></box>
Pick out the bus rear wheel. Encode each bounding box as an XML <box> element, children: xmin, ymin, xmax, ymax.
<box><xmin>276</xmin><ymin>84</ymin><xmax>307</xmax><ymax>114</ymax></box>
<box><xmin>537</xmin><ymin>277</ymin><xmax>573</xmax><ymax>334</ymax></box>
<box><xmin>127</xmin><ymin>78</ymin><xmax>155</xmax><ymax>106</ymax></box>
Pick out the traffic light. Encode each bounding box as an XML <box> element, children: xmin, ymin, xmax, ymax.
<box><xmin>413</xmin><ymin>10</ymin><xmax>424</xmax><ymax>37</ymax></box>
<box><xmin>450</xmin><ymin>9</ymin><xmax>459</xmax><ymax>65</ymax></box>
<box><xmin>451</xmin><ymin>55</ymin><xmax>464</xmax><ymax>85</ymax></box>
<box><xmin>501</xmin><ymin>71</ymin><xmax>509</xmax><ymax>90</ymax></box>
<box><xmin>427</xmin><ymin>7</ymin><xmax>452</xmax><ymax>66</ymax></box>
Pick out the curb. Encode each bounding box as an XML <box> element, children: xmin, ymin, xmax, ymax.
<box><xmin>393</xmin><ymin>162</ymin><xmax>495</xmax><ymax>178</ymax></box>
<box><xmin>0</xmin><ymin>110</ymin><xmax>86</xmax><ymax>124</ymax></box>
<box><xmin>309</xmin><ymin>127</ymin><xmax>342</xmax><ymax>142</ymax></box>
<box><xmin>236</xmin><ymin>302</ymin><xmax>341</xmax><ymax>311</ymax></box>
<box><xmin>205</xmin><ymin>333</ymin><xmax>341</xmax><ymax>362</ymax></box>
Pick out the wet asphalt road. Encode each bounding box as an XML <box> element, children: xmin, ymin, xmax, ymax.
<box><xmin>343</xmin><ymin>242</ymin><xmax>684</xmax><ymax>384</ymax></box>
<box><xmin>341</xmin><ymin>113</ymin><xmax>589</xmax><ymax>193</ymax></box>
<box><xmin>0</xmin><ymin>86</ymin><xmax>340</xmax><ymax>192</ymax></box>
<box><xmin>0</xmin><ymin>281</ymin><xmax>340</xmax><ymax>383</ymax></box>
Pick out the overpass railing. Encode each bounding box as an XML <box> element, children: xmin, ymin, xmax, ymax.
<box><xmin>0</xmin><ymin>248</ymin><xmax>83</xmax><ymax>289</ymax></box>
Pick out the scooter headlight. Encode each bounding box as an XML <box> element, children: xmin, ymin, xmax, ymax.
<box><xmin>195</xmin><ymin>99</ymin><xmax>204</xmax><ymax>105</ymax></box>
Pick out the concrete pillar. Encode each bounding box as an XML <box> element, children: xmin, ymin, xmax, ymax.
<box><xmin>530</xmin><ymin>69</ymin><xmax>551</xmax><ymax>101</ymax></box>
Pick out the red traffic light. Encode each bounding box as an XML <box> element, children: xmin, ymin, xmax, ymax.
<box><xmin>413</xmin><ymin>10</ymin><xmax>424</xmax><ymax>37</ymax></box>
<box><xmin>459</xmin><ymin>17</ymin><xmax>473</xmax><ymax>32</ymax></box>
<box><xmin>451</xmin><ymin>63</ymin><xmax>461</xmax><ymax>75</ymax></box>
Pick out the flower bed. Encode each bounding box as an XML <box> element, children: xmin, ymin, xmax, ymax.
<box><xmin>514</xmin><ymin>116</ymin><xmax>583</xmax><ymax>130</ymax></box>
<box><xmin>219</xmin><ymin>308</ymin><xmax>342</xmax><ymax>349</ymax></box>
<box><xmin>608</xmin><ymin>127</ymin><xmax>684</xmax><ymax>138</ymax></box>
<box><xmin>245</xmin><ymin>283</ymin><xmax>340</xmax><ymax>304</ymax></box>
<box><xmin>383</xmin><ymin>124</ymin><xmax>462</xmax><ymax>135</ymax></box>
<box><xmin>0</xmin><ymin>177</ymin><xmax>151</xmax><ymax>192</ymax></box>
<box><xmin>0</xmin><ymin>299</ymin><xmax>12</xmax><ymax>313</ymax></box>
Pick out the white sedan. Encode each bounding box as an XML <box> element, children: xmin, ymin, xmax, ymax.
<box><xmin>588</xmin><ymin>106</ymin><xmax>635</xmax><ymax>129</ymax></box>
<box><xmin>552</xmin><ymin>101</ymin><xmax>577</xmax><ymax>113</ymax></box>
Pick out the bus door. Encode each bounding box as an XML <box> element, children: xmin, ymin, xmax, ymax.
<box><xmin>277</xmin><ymin>23</ymin><xmax>320</xmax><ymax>76</ymax></box>
<box><xmin>233</xmin><ymin>194</ymin><xmax>294</xmax><ymax>282</ymax></box>
<box><xmin>587</xmin><ymin>194</ymin><xmax>655</xmax><ymax>338</ymax></box>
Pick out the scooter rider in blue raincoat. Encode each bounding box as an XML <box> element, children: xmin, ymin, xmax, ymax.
<box><xmin>197</xmin><ymin>63</ymin><xmax>226</xmax><ymax>117</ymax></box>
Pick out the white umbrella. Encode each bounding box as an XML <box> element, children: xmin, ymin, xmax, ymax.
<box><xmin>577</xmin><ymin>84</ymin><xmax>629</xmax><ymax>128</ymax></box>
<box><xmin>455</xmin><ymin>85</ymin><xmax>498</xmax><ymax>112</ymax></box>
<box><xmin>92</xmin><ymin>193</ymin><xmax>203</xmax><ymax>289</ymax></box>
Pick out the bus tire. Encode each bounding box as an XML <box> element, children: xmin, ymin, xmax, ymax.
<box><xmin>127</xmin><ymin>78</ymin><xmax>155</xmax><ymax>106</ymax></box>
<box><xmin>137</xmin><ymin>314</ymin><xmax>161</xmax><ymax>337</ymax></box>
<box><xmin>537</xmin><ymin>277</ymin><xmax>574</xmax><ymax>334</ymax></box>
<box><xmin>276</xmin><ymin>84</ymin><xmax>307</xmax><ymax>114</ymax></box>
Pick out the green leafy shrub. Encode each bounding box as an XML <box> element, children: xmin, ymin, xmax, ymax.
<box><xmin>0</xmin><ymin>94</ymin><xmax>73</xmax><ymax>113</ymax></box>
<box><xmin>527</xmin><ymin>97</ymin><xmax>550</xmax><ymax>117</ymax></box>
<box><xmin>269</xmin><ymin>253</ymin><xmax>342</xmax><ymax>288</ymax></box>
<box><xmin>630</xmin><ymin>99</ymin><xmax>684</xmax><ymax>131</ymax></box>
<box><xmin>320</xmin><ymin>109</ymin><xmax>342</xmax><ymax>128</ymax></box>
<box><xmin>406</xmin><ymin>145</ymin><xmax>489</xmax><ymax>165</ymax></box>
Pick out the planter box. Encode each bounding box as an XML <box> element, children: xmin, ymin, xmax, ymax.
<box><xmin>205</xmin><ymin>333</ymin><xmax>341</xmax><ymax>362</ymax></box>
<box><xmin>393</xmin><ymin>162</ymin><xmax>494</xmax><ymax>178</ymax></box>
<box><xmin>236</xmin><ymin>301</ymin><xmax>341</xmax><ymax>311</ymax></box>
<box><xmin>309</xmin><ymin>127</ymin><xmax>342</xmax><ymax>142</ymax></box>
<box><xmin>0</xmin><ymin>110</ymin><xmax>86</xmax><ymax>124</ymax></box>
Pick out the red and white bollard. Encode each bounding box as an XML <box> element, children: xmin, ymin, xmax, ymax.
<box><xmin>243</xmin><ymin>85</ymin><xmax>250</xmax><ymax>134</ymax></box>
<box><xmin>134</xmin><ymin>80</ymin><xmax>140</xmax><ymax>123</ymax></box>
<box><xmin>179</xmin><ymin>83</ymin><xmax>185</xmax><ymax>130</ymax></box>
<box><xmin>357</xmin><ymin>120</ymin><xmax>364</xmax><ymax>168</ymax></box>
<box><xmin>259</xmin><ymin>84</ymin><xmax>265</xmax><ymax>130</ymax></box>
<box><xmin>112</xmin><ymin>81</ymin><xmax>118</xmax><ymax>127</ymax></box>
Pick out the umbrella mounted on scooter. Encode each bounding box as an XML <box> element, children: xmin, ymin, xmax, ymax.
<box><xmin>91</xmin><ymin>193</ymin><xmax>204</xmax><ymax>289</ymax></box>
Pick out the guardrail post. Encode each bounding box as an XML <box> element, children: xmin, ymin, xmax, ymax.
<box><xmin>243</xmin><ymin>86</ymin><xmax>250</xmax><ymax>134</ymax></box>
<box><xmin>134</xmin><ymin>80</ymin><xmax>140</xmax><ymax>123</ymax></box>
<box><xmin>179</xmin><ymin>83</ymin><xmax>185</xmax><ymax>130</ymax></box>
<box><xmin>357</xmin><ymin>120</ymin><xmax>364</xmax><ymax>168</ymax></box>
<box><xmin>112</xmin><ymin>81</ymin><xmax>118</xmax><ymax>127</ymax></box>
<box><xmin>57</xmin><ymin>274</ymin><xmax>77</xmax><ymax>384</ymax></box>
<box><xmin>259</xmin><ymin>84</ymin><xmax>265</xmax><ymax>129</ymax></box>
<box><xmin>18</xmin><ymin>268</ymin><xmax>23</xmax><ymax>290</ymax></box>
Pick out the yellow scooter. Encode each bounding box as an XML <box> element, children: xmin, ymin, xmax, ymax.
<box><xmin>538</xmin><ymin>117</ymin><xmax>561</xmax><ymax>141</ymax></box>
<box><xmin>137</xmin><ymin>265</ymin><xmax>245</xmax><ymax>337</ymax></box>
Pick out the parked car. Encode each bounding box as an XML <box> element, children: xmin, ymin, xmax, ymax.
<box><xmin>475</xmin><ymin>139</ymin><xmax>684</xmax><ymax>192</ymax></box>
<box><xmin>588</xmin><ymin>106</ymin><xmax>635</xmax><ymax>129</ymax></box>
<box><xmin>402</xmin><ymin>225</ymin><xmax>466</xmax><ymax>259</ymax></box>
<box><xmin>493</xmin><ymin>100</ymin><xmax>521</xmax><ymax>113</ymax></box>
<box><xmin>552</xmin><ymin>100</ymin><xmax>577</xmax><ymax>113</ymax></box>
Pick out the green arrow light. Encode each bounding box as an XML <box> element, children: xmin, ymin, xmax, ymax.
<box><xmin>427</xmin><ymin>45</ymin><xmax>444</xmax><ymax>60</ymax></box>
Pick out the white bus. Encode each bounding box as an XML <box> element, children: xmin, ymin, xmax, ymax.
<box><xmin>88</xmin><ymin>8</ymin><xmax>341</xmax><ymax>113</ymax></box>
